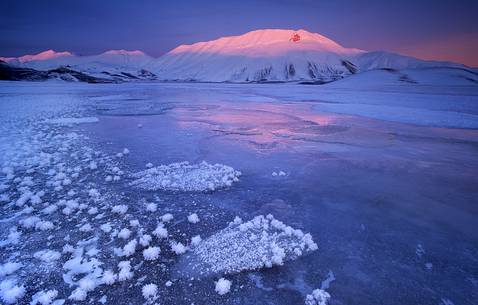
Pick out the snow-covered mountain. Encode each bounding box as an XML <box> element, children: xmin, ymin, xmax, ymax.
<box><xmin>150</xmin><ymin>29</ymin><xmax>364</xmax><ymax>82</ymax></box>
<box><xmin>0</xmin><ymin>29</ymin><xmax>474</xmax><ymax>84</ymax></box>
<box><xmin>1</xmin><ymin>49</ymin><xmax>157</xmax><ymax>82</ymax></box>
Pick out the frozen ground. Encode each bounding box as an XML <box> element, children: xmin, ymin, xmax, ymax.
<box><xmin>0</xmin><ymin>81</ymin><xmax>477</xmax><ymax>304</ymax></box>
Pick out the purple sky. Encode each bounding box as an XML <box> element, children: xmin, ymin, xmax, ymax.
<box><xmin>1</xmin><ymin>0</ymin><xmax>477</xmax><ymax>66</ymax></box>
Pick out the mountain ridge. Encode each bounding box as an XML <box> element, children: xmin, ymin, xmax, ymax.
<box><xmin>0</xmin><ymin>29</ymin><xmax>473</xmax><ymax>84</ymax></box>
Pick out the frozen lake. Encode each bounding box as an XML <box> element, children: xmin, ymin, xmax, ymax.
<box><xmin>0</xmin><ymin>81</ymin><xmax>477</xmax><ymax>304</ymax></box>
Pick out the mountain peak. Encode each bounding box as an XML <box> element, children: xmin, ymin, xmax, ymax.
<box><xmin>101</xmin><ymin>50</ymin><xmax>146</xmax><ymax>56</ymax></box>
<box><xmin>169</xmin><ymin>29</ymin><xmax>363</xmax><ymax>57</ymax></box>
<box><xmin>0</xmin><ymin>50</ymin><xmax>73</xmax><ymax>63</ymax></box>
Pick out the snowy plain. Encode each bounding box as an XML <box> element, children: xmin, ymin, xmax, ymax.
<box><xmin>0</xmin><ymin>79</ymin><xmax>477</xmax><ymax>304</ymax></box>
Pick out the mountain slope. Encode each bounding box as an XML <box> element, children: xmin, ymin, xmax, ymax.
<box><xmin>150</xmin><ymin>29</ymin><xmax>363</xmax><ymax>82</ymax></box>
<box><xmin>354</xmin><ymin>51</ymin><xmax>463</xmax><ymax>71</ymax></box>
<box><xmin>1</xmin><ymin>50</ymin><xmax>157</xmax><ymax>81</ymax></box>
<box><xmin>0</xmin><ymin>60</ymin><xmax>115</xmax><ymax>83</ymax></box>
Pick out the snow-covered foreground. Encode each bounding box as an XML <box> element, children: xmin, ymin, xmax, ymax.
<box><xmin>0</xmin><ymin>81</ymin><xmax>477</xmax><ymax>304</ymax></box>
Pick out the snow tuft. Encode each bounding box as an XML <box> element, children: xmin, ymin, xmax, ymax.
<box><xmin>142</xmin><ymin>283</ymin><xmax>158</xmax><ymax>299</ymax></box>
<box><xmin>305</xmin><ymin>289</ymin><xmax>331</xmax><ymax>305</ymax></box>
<box><xmin>215</xmin><ymin>278</ymin><xmax>232</xmax><ymax>295</ymax></box>
<box><xmin>131</xmin><ymin>161</ymin><xmax>241</xmax><ymax>192</ymax></box>
<box><xmin>187</xmin><ymin>213</ymin><xmax>200</xmax><ymax>224</ymax></box>
<box><xmin>0</xmin><ymin>279</ymin><xmax>25</xmax><ymax>304</ymax></box>
<box><xmin>143</xmin><ymin>246</ymin><xmax>161</xmax><ymax>261</ymax></box>
<box><xmin>171</xmin><ymin>241</ymin><xmax>187</xmax><ymax>255</ymax></box>
<box><xmin>182</xmin><ymin>214</ymin><xmax>317</xmax><ymax>275</ymax></box>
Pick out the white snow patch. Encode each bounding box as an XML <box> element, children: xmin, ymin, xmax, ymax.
<box><xmin>145</xmin><ymin>202</ymin><xmax>157</xmax><ymax>212</ymax></box>
<box><xmin>183</xmin><ymin>214</ymin><xmax>317</xmax><ymax>275</ymax></box>
<box><xmin>68</xmin><ymin>288</ymin><xmax>87</xmax><ymax>301</ymax></box>
<box><xmin>191</xmin><ymin>235</ymin><xmax>202</xmax><ymax>247</ymax></box>
<box><xmin>34</xmin><ymin>250</ymin><xmax>61</xmax><ymax>262</ymax></box>
<box><xmin>152</xmin><ymin>224</ymin><xmax>168</xmax><ymax>239</ymax></box>
<box><xmin>35</xmin><ymin>220</ymin><xmax>54</xmax><ymax>231</ymax></box>
<box><xmin>102</xmin><ymin>270</ymin><xmax>117</xmax><ymax>285</ymax></box>
<box><xmin>215</xmin><ymin>278</ymin><xmax>232</xmax><ymax>295</ymax></box>
<box><xmin>122</xmin><ymin>240</ymin><xmax>137</xmax><ymax>257</ymax></box>
<box><xmin>305</xmin><ymin>289</ymin><xmax>330</xmax><ymax>305</ymax></box>
<box><xmin>30</xmin><ymin>289</ymin><xmax>59</xmax><ymax>305</ymax></box>
<box><xmin>118</xmin><ymin>261</ymin><xmax>134</xmax><ymax>281</ymax></box>
<box><xmin>142</xmin><ymin>283</ymin><xmax>158</xmax><ymax>300</ymax></box>
<box><xmin>139</xmin><ymin>234</ymin><xmax>152</xmax><ymax>247</ymax></box>
<box><xmin>187</xmin><ymin>213</ymin><xmax>200</xmax><ymax>224</ymax></box>
<box><xmin>171</xmin><ymin>242</ymin><xmax>187</xmax><ymax>255</ymax></box>
<box><xmin>112</xmin><ymin>205</ymin><xmax>128</xmax><ymax>214</ymax></box>
<box><xmin>79</xmin><ymin>223</ymin><xmax>92</xmax><ymax>232</ymax></box>
<box><xmin>118</xmin><ymin>228</ymin><xmax>132</xmax><ymax>240</ymax></box>
<box><xmin>100</xmin><ymin>223</ymin><xmax>112</xmax><ymax>233</ymax></box>
<box><xmin>143</xmin><ymin>246</ymin><xmax>161</xmax><ymax>261</ymax></box>
<box><xmin>161</xmin><ymin>213</ymin><xmax>173</xmax><ymax>223</ymax></box>
<box><xmin>130</xmin><ymin>161</ymin><xmax>241</xmax><ymax>192</ymax></box>
<box><xmin>0</xmin><ymin>279</ymin><xmax>25</xmax><ymax>304</ymax></box>
<box><xmin>0</xmin><ymin>262</ymin><xmax>22</xmax><ymax>277</ymax></box>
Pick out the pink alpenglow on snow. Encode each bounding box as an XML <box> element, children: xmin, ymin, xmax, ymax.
<box><xmin>0</xmin><ymin>49</ymin><xmax>73</xmax><ymax>63</ymax></box>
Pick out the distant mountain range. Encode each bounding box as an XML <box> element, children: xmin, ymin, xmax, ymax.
<box><xmin>1</xmin><ymin>29</ymin><xmax>477</xmax><ymax>85</ymax></box>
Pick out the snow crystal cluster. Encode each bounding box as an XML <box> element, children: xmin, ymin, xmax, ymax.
<box><xmin>142</xmin><ymin>283</ymin><xmax>158</xmax><ymax>300</ymax></box>
<box><xmin>183</xmin><ymin>214</ymin><xmax>318</xmax><ymax>275</ymax></box>
<box><xmin>215</xmin><ymin>278</ymin><xmax>232</xmax><ymax>295</ymax></box>
<box><xmin>130</xmin><ymin>161</ymin><xmax>241</xmax><ymax>192</ymax></box>
<box><xmin>0</xmin><ymin>279</ymin><xmax>25</xmax><ymax>304</ymax></box>
<box><xmin>305</xmin><ymin>289</ymin><xmax>331</xmax><ymax>305</ymax></box>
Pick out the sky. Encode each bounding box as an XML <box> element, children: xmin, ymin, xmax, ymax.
<box><xmin>1</xmin><ymin>0</ymin><xmax>477</xmax><ymax>67</ymax></box>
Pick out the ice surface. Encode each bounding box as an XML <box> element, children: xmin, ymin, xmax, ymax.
<box><xmin>0</xmin><ymin>82</ymin><xmax>476</xmax><ymax>305</ymax></box>
<box><xmin>130</xmin><ymin>161</ymin><xmax>242</xmax><ymax>192</ymax></box>
<box><xmin>180</xmin><ymin>215</ymin><xmax>317</xmax><ymax>276</ymax></box>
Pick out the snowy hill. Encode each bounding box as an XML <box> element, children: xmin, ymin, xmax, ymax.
<box><xmin>150</xmin><ymin>29</ymin><xmax>363</xmax><ymax>83</ymax></box>
<box><xmin>149</xmin><ymin>29</ymin><xmax>467</xmax><ymax>83</ymax></box>
<box><xmin>1</xmin><ymin>50</ymin><xmax>157</xmax><ymax>82</ymax></box>
<box><xmin>325</xmin><ymin>67</ymin><xmax>478</xmax><ymax>88</ymax></box>
<box><xmin>353</xmin><ymin>51</ymin><xmax>463</xmax><ymax>71</ymax></box>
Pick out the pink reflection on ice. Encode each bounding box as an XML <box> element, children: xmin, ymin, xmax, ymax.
<box><xmin>173</xmin><ymin>102</ymin><xmax>339</xmax><ymax>150</ymax></box>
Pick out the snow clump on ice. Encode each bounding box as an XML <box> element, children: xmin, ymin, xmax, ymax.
<box><xmin>215</xmin><ymin>278</ymin><xmax>232</xmax><ymax>295</ymax></box>
<box><xmin>0</xmin><ymin>262</ymin><xmax>22</xmax><ymax>277</ymax></box>
<box><xmin>305</xmin><ymin>289</ymin><xmax>331</xmax><ymax>305</ymax></box>
<box><xmin>130</xmin><ymin>161</ymin><xmax>241</xmax><ymax>192</ymax></box>
<box><xmin>188</xmin><ymin>213</ymin><xmax>200</xmax><ymax>224</ymax></box>
<box><xmin>30</xmin><ymin>289</ymin><xmax>59</xmax><ymax>305</ymax></box>
<box><xmin>143</xmin><ymin>246</ymin><xmax>161</xmax><ymax>261</ymax></box>
<box><xmin>171</xmin><ymin>242</ymin><xmax>187</xmax><ymax>255</ymax></box>
<box><xmin>142</xmin><ymin>283</ymin><xmax>158</xmax><ymax>300</ymax></box>
<box><xmin>152</xmin><ymin>224</ymin><xmax>168</xmax><ymax>239</ymax></box>
<box><xmin>0</xmin><ymin>279</ymin><xmax>25</xmax><ymax>304</ymax></box>
<box><xmin>183</xmin><ymin>214</ymin><xmax>317</xmax><ymax>275</ymax></box>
